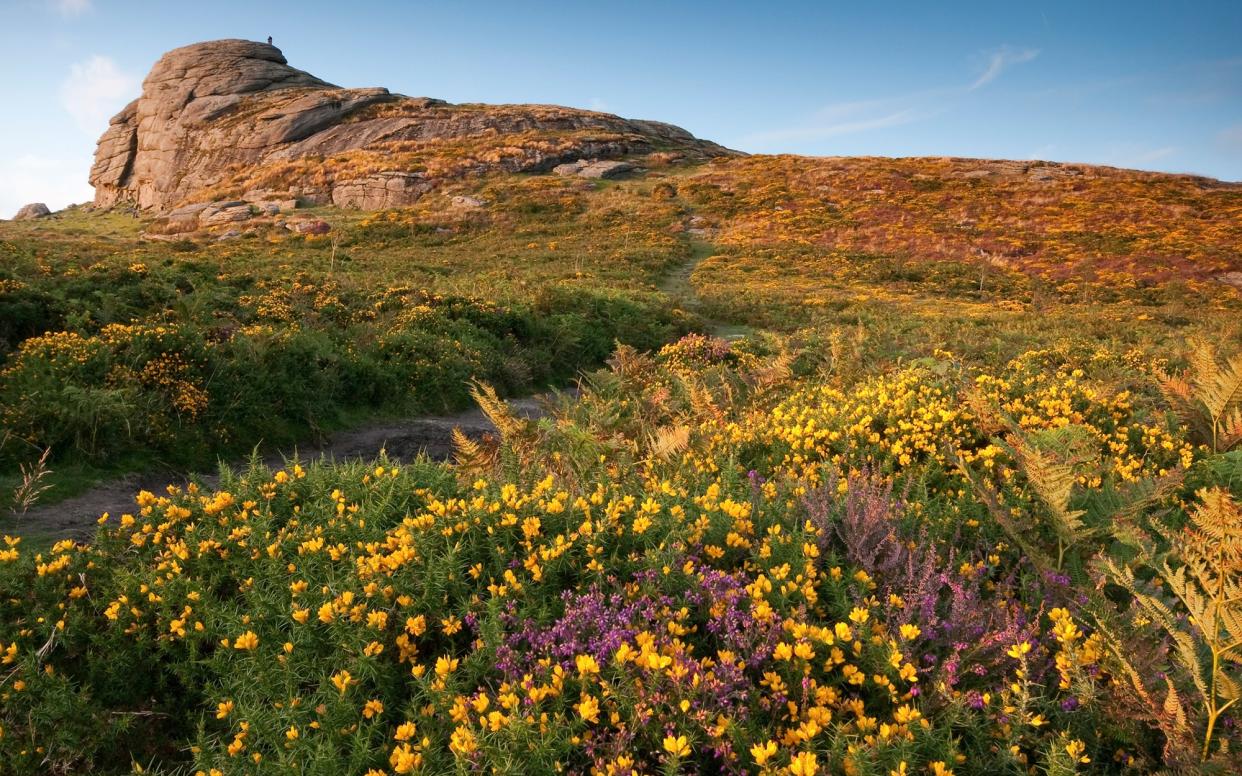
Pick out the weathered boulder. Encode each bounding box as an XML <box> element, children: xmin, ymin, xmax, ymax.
<box><xmin>581</xmin><ymin>160</ymin><xmax>635</xmax><ymax>179</ymax></box>
<box><xmin>553</xmin><ymin>160</ymin><xmax>589</xmax><ymax>176</ymax></box>
<box><xmin>450</xmin><ymin>195</ymin><xmax>486</xmax><ymax>209</ymax></box>
<box><xmin>242</xmin><ymin>188</ymin><xmax>294</xmax><ymax>203</ymax></box>
<box><xmin>12</xmin><ymin>203</ymin><xmax>51</xmax><ymax>220</ymax></box>
<box><xmin>162</xmin><ymin>202</ymin><xmax>212</xmax><ymax>233</ymax></box>
<box><xmin>90</xmin><ymin>39</ymin><xmax>733</xmax><ymax>212</ymax></box>
<box><xmin>1217</xmin><ymin>271</ymin><xmax>1242</xmax><ymax>291</ymax></box>
<box><xmin>288</xmin><ymin>218</ymin><xmax>330</xmax><ymax>235</ymax></box>
<box><xmin>553</xmin><ymin>159</ymin><xmax>635</xmax><ymax>179</ymax></box>
<box><xmin>331</xmin><ymin>172</ymin><xmax>432</xmax><ymax>210</ymax></box>
<box><xmin>199</xmin><ymin>202</ymin><xmax>253</xmax><ymax>227</ymax></box>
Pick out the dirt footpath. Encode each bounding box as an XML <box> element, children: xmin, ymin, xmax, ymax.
<box><xmin>9</xmin><ymin>396</ymin><xmax>549</xmax><ymax>543</ymax></box>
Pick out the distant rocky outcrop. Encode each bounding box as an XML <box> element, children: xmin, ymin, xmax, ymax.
<box><xmin>553</xmin><ymin>159</ymin><xmax>635</xmax><ymax>179</ymax></box>
<box><xmin>91</xmin><ymin>39</ymin><xmax>731</xmax><ymax>212</ymax></box>
<box><xmin>12</xmin><ymin>203</ymin><xmax>51</xmax><ymax>220</ymax></box>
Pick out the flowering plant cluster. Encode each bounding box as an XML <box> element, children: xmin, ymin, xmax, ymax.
<box><xmin>2</xmin><ymin>335</ymin><xmax>1238</xmax><ymax>774</ymax></box>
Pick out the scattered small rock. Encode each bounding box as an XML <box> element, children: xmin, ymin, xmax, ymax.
<box><xmin>553</xmin><ymin>160</ymin><xmax>588</xmax><ymax>176</ymax></box>
<box><xmin>199</xmin><ymin>202</ymin><xmax>253</xmax><ymax>227</ymax></box>
<box><xmin>13</xmin><ymin>202</ymin><xmax>51</xmax><ymax>220</ymax></box>
<box><xmin>288</xmin><ymin>218</ymin><xmax>331</xmax><ymax>235</ymax></box>
<box><xmin>1216</xmin><ymin>272</ymin><xmax>1242</xmax><ymax>291</ymax></box>
<box><xmin>450</xmin><ymin>195</ymin><xmax>486</xmax><ymax>209</ymax></box>
<box><xmin>579</xmin><ymin>160</ymin><xmax>634</xmax><ymax>179</ymax></box>
<box><xmin>217</xmin><ymin>228</ymin><xmax>243</xmax><ymax>241</ymax></box>
<box><xmin>686</xmin><ymin>216</ymin><xmax>715</xmax><ymax>238</ymax></box>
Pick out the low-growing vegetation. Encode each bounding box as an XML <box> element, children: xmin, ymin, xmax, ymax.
<box><xmin>2</xmin><ymin>335</ymin><xmax>1241</xmax><ymax>773</ymax></box>
<box><xmin>2</xmin><ymin>156</ymin><xmax>1241</xmax><ymax>774</ymax></box>
<box><xmin>0</xmin><ymin>177</ymin><xmax>691</xmax><ymax>483</ymax></box>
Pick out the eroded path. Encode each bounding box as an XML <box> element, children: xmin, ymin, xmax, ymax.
<box><xmin>7</xmin><ymin>234</ymin><xmax>747</xmax><ymax>545</ymax></box>
<box><xmin>4</xmin><ymin>396</ymin><xmax>551</xmax><ymax>544</ymax></box>
<box><xmin>659</xmin><ymin>239</ymin><xmax>752</xmax><ymax>341</ymax></box>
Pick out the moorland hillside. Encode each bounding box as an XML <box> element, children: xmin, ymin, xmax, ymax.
<box><xmin>1</xmin><ymin>38</ymin><xmax>1241</xmax><ymax>776</ymax></box>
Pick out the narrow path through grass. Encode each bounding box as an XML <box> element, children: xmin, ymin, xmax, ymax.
<box><xmin>1</xmin><ymin>394</ymin><xmax>556</xmax><ymax>548</ymax></box>
<box><xmin>659</xmin><ymin>239</ymin><xmax>753</xmax><ymax>340</ymax></box>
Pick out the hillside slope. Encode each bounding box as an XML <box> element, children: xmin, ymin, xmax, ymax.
<box><xmin>677</xmin><ymin>154</ymin><xmax>1242</xmax><ymax>323</ymax></box>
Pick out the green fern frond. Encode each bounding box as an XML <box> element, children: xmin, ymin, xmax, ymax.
<box><xmin>1011</xmin><ymin>438</ymin><xmax>1085</xmax><ymax>529</ymax></box>
<box><xmin>1007</xmin><ymin>433</ymin><xmax>1102</xmax><ymax>570</ymax></box>
<box><xmin>1098</xmin><ymin>487</ymin><xmax>1242</xmax><ymax>761</ymax></box>
<box><xmin>954</xmin><ymin>450</ymin><xmax>1059</xmax><ymax>571</ymax></box>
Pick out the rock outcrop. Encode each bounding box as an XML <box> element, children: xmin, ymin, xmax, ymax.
<box><xmin>553</xmin><ymin>159</ymin><xmax>635</xmax><ymax>179</ymax></box>
<box><xmin>91</xmin><ymin>39</ymin><xmax>731</xmax><ymax>212</ymax></box>
<box><xmin>12</xmin><ymin>203</ymin><xmax>51</xmax><ymax>220</ymax></box>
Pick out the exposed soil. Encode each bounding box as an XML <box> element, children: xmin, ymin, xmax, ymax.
<box><xmin>6</xmin><ymin>396</ymin><xmax>551</xmax><ymax>543</ymax></box>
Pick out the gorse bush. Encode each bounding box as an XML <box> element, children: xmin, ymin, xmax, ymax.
<box><xmin>3</xmin><ymin>337</ymin><xmax>1240</xmax><ymax>774</ymax></box>
<box><xmin>0</xmin><ymin>173</ymin><xmax>695</xmax><ymax>478</ymax></box>
<box><xmin>0</xmin><ymin>286</ymin><xmax>683</xmax><ymax>469</ymax></box>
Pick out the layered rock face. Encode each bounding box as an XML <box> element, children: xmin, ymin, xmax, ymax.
<box><xmin>91</xmin><ymin>40</ymin><xmax>730</xmax><ymax>211</ymax></box>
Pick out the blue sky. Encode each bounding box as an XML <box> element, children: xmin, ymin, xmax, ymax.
<box><xmin>1</xmin><ymin>0</ymin><xmax>1240</xmax><ymax>216</ymax></box>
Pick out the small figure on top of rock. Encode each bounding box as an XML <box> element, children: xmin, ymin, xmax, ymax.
<box><xmin>266</xmin><ymin>36</ymin><xmax>273</xmax><ymax>45</ymax></box>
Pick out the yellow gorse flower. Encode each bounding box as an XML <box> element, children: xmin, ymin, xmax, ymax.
<box><xmin>663</xmin><ymin>734</ymin><xmax>690</xmax><ymax>758</ymax></box>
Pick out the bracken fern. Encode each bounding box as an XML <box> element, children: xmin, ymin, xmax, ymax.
<box><xmin>1157</xmin><ymin>339</ymin><xmax>1242</xmax><ymax>453</ymax></box>
<box><xmin>1098</xmin><ymin>487</ymin><xmax>1242</xmax><ymax>763</ymax></box>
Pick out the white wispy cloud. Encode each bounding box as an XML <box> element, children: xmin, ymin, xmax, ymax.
<box><xmin>50</xmin><ymin>0</ymin><xmax>92</xmax><ymax>17</ymax></box>
<box><xmin>970</xmin><ymin>46</ymin><xmax>1040</xmax><ymax>90</ymax></box>
<box><xmin>742</xmin><ymin>94</ymin><xmax>941</xmax><ymax>147</ymax></box>
<box><xmin>1102</xmin><ymin>144</ymin><xmax>1180</xmax><ymax>170</ymax></box>
<box><xmin>60</xmin><ymin>55</ymin><xmax>138</xmax><ymax>134</ymax></box>
<box><xmin>0</xmin><ymin>154</ymin><xmax>94</xmax><ymax>219</ymax></box>
<box><xmin>742</xmin><ymin>42</ymin><xmax>1040</xmax><ymax>152</ymax></box>
<box><xmin>749</xmin><ymin>109</ymin><xmax>921</xmax><ymax>145</ymax></box>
